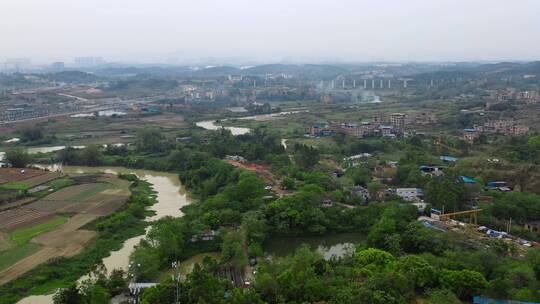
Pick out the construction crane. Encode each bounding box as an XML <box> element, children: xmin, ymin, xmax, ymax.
<box><xmin>439</xmin><ymin>209</ymin><xmax>483</xmax><ymax>225</ymax></box>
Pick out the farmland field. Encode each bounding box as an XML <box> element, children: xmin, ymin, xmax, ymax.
<box><xmin>10</xmin><ymin>216</ymin><xmax>68</xmax><ymax>246</ymax></box>
<box><xmin>68</xmin><ymin>183</ymin><xmax>113</xmax><ymax>201</ymax></box>
<box><xmin>0</xmin><ymin>232</ymin><xmax>13</xmax><ymax>251</ymax></box>
<box><xmin>43</xmin><ymin>183</ymin><xmax>112</xmax><ymax>201</ymax></box>
<box><xmin>0</xmin><ymin>209</ymin><xmax>55</xmax><ymax>232</ymax></box>
<box><xmin>23</xmin><ymin>172</ymin><xmax>63</xmax><ymax>187</ymax></box>
<box><xmin>0</xmin><ymin>173</ymin><xmax>131</xmax><ymax>284</ymax></box>
<box><xmin>0</xmin><ymin>168</ymin><xmax>48</xmax><ymax>184</ymax></box>
<box><xmin>0</xmin><ymin>182</ymin><xmax>31</xmax><ymax>191</ymax></box>
<box><xmin>0</xmin><ymin>243</ymin><xmax>40</xmax><ymax>272</ymax></box>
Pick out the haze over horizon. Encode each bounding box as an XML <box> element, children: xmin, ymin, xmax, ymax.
<box><xmin>1</xmin><ymin>0</ymin><xmax>540</xmax><ymax>64</ymax></box>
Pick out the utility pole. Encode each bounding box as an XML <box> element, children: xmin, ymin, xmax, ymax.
<box><xmin>129</xmin><ymin>262</ymin><xmax>141</xmax><ymax>304</ymax></box>
<box><xmin>172</xmin><ymin>261</ymin><xmax>181</xmax><ymax>304</ymax></box>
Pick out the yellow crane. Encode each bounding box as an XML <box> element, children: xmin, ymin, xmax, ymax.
<box><xmin>439</xmin><ymin>209</ymin><xmax>483</xmax><ymax>225</ymax></box>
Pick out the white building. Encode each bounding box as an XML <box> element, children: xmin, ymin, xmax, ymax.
<box><xmin>396</xmin><ymin>188</ymin><xmax>423</xmax><ymax>202</ymax></box>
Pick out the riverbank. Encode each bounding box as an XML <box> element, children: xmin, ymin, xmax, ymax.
<box><xmin>61</xmin><ymin>166</ymin><xmax>191</xmax><ymax>274</ymax></box>
<box><xmin>195</xmin><ymin>110</ymin><xmax>309</xmax><ymax>136</ymax></box>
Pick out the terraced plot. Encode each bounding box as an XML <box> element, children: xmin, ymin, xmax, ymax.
<box><xmin>10</xmin><ymin>216</ymin><xmax>68</xmax><ymax>246</ymax></box>
<box><xmin>43</xmin><ymin>183</ymin><xmax>112</xmax><ymax>201</ymax></box>
<box><xmin>0</xmin><ymin>168</ymin><xmax>47</xmax><ymax>184</ymax></box>
<box><xmin>0</xmin><ymin>243</ymin><xmax>40</xmax><ymax>273</ymax></box>
<box><xmin>0</xmin><ymin>209</ymin><xmax>55</xmax><ymax>232</ymax></box>
<box><xmin>0</xmin><ymin>173</ymin><xmax>131</xmax><ymax>284</ymax></box>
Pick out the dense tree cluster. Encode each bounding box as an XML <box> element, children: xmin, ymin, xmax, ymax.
<box><xmin>26</xmin><ymin>127</ymin><xmax>540</xmax><ymax>303</ymax></box>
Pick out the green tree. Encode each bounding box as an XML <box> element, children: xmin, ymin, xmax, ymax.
<box><xmin>57</xmin><ymin>147</ymin><xmax>79</xmax><ymax>165</ymax></box>
<box><xmin>5</xmin><ymin>149</ymin><xmax>32</xmax><ymax>168</ymax></box>
<box><xmin>184</xmin><ymin>264</ymin><xmax>226</xmax><ymax>304</ymax></box>
<box><xmin>87</xmin><ymin>285</ymin><xmax>110</xmax><ymax>304</ymax></box>
<box><xmin>367</xmin><ymin>181</ymin><xmax>384</xmax><ymax>195</ymax></box>
<box><xmin>281</xmin><ymin>176</ymin><xmax>296</xmax><ymax>190</ymax></box>
<box><xmin>528</xmin><ymin>135</ymin><xmax>540</xmax><ymax>150</ymax></box>
<box><xmin>425</xmin><ymin>176</ymin><xmax>465</xmax><ymax>211</ymax></box>
<box><xmin>397</xmin><ymin>255</ymin><xmax>437</xmax><ymax>291</ymax></box>
<box><xmin>141</xmin><ymin>281</ymin><xmax>175</xmax><ymax>304</ymax></box>
<box><xmin>293</xmin><ymin>143</ymin><xmax>320</xmax><ymax>168</ymax></box>
<box><xmin>53</xmin><ymin>284</ymin><xmax>83</xmax><ymax>304</ymax></box>
<box><xmin>107</xmin><ymin>269</ymin><xmax>127</xmax><ymax>296</ymax></box>
<box><xmin>20</xmin><ymin>125</ymin><xmax>43</xmax><ymax>142</ymax></box>
<box><xmin>130</xmin><ymin>246</ymin><xmax>161</xmax><ymax>281</ymax></box>
<box><xmin>227</xmin><ymin>288</ymin><xmax>266</xmax><ymax>304</ymax></box>
<box><xmin>81</xmin><ymin>145</ymin><xmax>103</xmax><ymax>166</ymax></box>
<box><xmin>424</xmin><ymin>289</ymin><xmax>461</xmax><ymax>304</ymax></box>
<box><xmin>439</xmin><ymin>269</ymin><xmax>488</xmax><ymax>299</ymax></box>
<box><xmin>136</xmin><ymin>127</ymin><xmax>164</xmax><ymax>153</ymax></box>
<box><xmin>221</xmin><ymin>230</ymin><xmax>248</xmax><ymax>270</ymax></box>
<box><xmin>356</xmin><ymin>248</ymin><xmax>396</xmax><ymax>269</ymax></box>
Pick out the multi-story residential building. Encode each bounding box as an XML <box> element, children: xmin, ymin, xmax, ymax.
<box><xmin>390</xmin><ymin>113</ymin><xmax>405</xmax><ymax>134</ymax></box>
<box><xmin>463</xmin><ymin>128</ymin><xmax>479</xmax><ymax>142</ymax></box>
<box><xmin>310</xmin><ymin>123</ymin><xmax>332</xmax><ymax>137</ymax></box>
<box><xmin>484</xmin><ymin>120</ymin><xmax>514</xmax><ymax>133</ymax></box>
<box><xmin>331</xmin><ymin>123</ymin><xmax>364</xmax><ymax>138</ymax></box>
<box><xmin>519</xmin><ymin>91</ymin><xmax>540</xmax><ymax>104</ymax></box>
<box><xmin>474</xmin><ymin>120</ymin><xmax>529</xmax><ymax>136</ymax></box>
<box><xmin>373</xmin><ymin>112</ymin><xmax>385</xmax><ymax>124</ymax></box>
<box><xmin>511</xmin><ymin>125</ymin><xmax>530</xmax><ymax>136</ymax></box>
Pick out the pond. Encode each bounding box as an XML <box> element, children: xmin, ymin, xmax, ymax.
<box><xmin>264</xmin><ymin>233</ymin><xmax>365</xmax><ymax>260</ymax></box>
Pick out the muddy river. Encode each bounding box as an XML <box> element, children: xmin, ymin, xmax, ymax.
<box><xmin>195</xmin><ymin>120</ymin><xmax>250</xmax><ymax>136</ymax></box>
<box><xmin>18</xmin><ymin>166</ymin><xmax>192</xmax><ymax>304</ymax></box>
<box><xmin>195</xmin><ymin>110</ymin><xmax>308</xmax><ymax>136</ymax></box>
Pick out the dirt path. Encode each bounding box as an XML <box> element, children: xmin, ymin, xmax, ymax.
<box><xmin>224</xmin><ymin>160</ymin><xmax>291</xmax><ymax>197</ymax></box>
<box><xmin>336</xmin><ymin>202</ymin><xmax>356</xmax><ymax>209</ymax></box>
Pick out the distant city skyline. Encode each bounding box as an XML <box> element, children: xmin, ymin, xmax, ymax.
<box><xmin>1</xmin><ymin>0</ymin><xmax>540</xmax><ymax>64</ymax></box>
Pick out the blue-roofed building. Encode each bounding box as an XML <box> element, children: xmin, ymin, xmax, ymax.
<box><xmin>310</xmin><ymin>123</ymin><xmax>331</xmax><ymax>137</ymax></box>
<box><xmin>486</xmin><ymin>181</ymin><xmax>512</xmax><ymax>192</ymax></box>
<box><xmin>459</xmin><ymin>175</ymin><xmax>477</xmax><ymax>184</ymax></box>
<box><xmin>440</xmin><ymin>155</ymin><xmax>458</xmax><ymax>162</ymax></box>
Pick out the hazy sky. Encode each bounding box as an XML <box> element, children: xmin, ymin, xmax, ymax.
<box><xmin>1</xmin><ymin>0</ymin><xmax>540</xmax><ymax>64</ymax></box>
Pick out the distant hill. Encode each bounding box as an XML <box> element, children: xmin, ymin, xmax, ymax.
<box><xmin>45</xmin><ymin>71</ymin><xmax>99</xmax><ymax>83</ymax></box>
<box><xmin>95</xmin><ymin>66</ymin><xmax>193</xmax><ymax>77</ymax></box>
<box><xmin>242</xmin><ymin>64</ymin><xmax>347</xmax><ymax>78</ymax></box>
<box><xmin>89</xmin><ymin>61</ymin><xmax>540</xmax><ymax>80</ymax></box>
<box><xmin>405</xmin><ymin>61</ymin><xmax>540</xmax><ymax>80</ymax></box>
<box><xmin>194</xmin><ymin>66</ymin><xmax>240</xmax><ymax>77</ymax></box>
